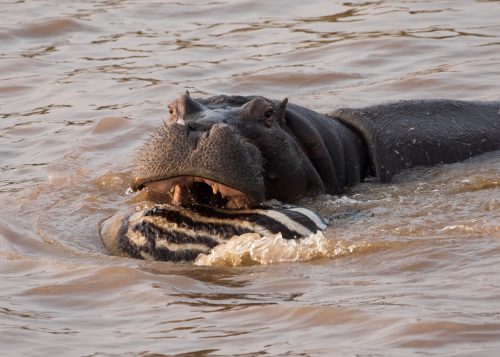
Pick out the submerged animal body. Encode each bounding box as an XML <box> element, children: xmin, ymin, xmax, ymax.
<box><xmin>100</xmin><ymin>203</ymin><xmax>326</xmax><ymax>262</ymax></box>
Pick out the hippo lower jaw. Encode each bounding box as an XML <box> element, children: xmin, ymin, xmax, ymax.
<box><xmin>142</xmin><ymin>175</ymin><xmax>258</xmax><ymax>209</ymax></box>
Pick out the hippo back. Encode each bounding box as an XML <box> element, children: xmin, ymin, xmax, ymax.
<box><xmin>332</xmin><ymin>100</ymin><xmax>500</xmax><ymax>182</ymax></box>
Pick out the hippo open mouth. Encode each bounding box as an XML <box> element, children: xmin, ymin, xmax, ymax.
<box><xmin>142</xmin><ymin>176</ymin><xmax>256</xmax><ymax>209</ymax></box>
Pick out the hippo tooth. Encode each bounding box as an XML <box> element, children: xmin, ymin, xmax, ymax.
<box><xmin>219</xmin><ymin>185</ymin><xmax>235</xmax><ymax>198</ymax></box>
<box><xmin>173</xmin><ymin>184</ymin><xmax>182</xmax><ymax>204</ymax></box>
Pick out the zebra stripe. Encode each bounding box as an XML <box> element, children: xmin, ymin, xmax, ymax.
<box><xmin>101</xmin><ymin>203</ymin><xmax>326</xmax><ymax>262</ymax></box>
<box><xmin>143</xmin><ymin>206</ymin><xmax>257</xmax><ymax>238</ymax></box>
<box><xmin>191</xmin><ymin>205</ymin><xmax>317</xmax><ymax>238</ymax></box>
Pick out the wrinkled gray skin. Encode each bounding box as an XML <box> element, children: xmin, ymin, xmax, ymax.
<box><xmin>132</xmin><ymin>92</ymin><xmax>500</xmax><ymax>208</ymax></box>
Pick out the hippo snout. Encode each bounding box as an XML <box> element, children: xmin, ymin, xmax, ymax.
<box><xmin>131</xmin><ymin>119</ymin><xmax>265</xmax><ymax>209</ymax></box>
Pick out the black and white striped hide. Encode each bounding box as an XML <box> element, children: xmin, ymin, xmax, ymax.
<box><xmin>99</xmin><ymin>203</ymin><xmax>327</xmax><ymax>262</ymax></box>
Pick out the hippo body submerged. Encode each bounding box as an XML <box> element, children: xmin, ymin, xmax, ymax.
<box><xmin>102</xmin><ymin>93</ymin><xmax>500</xmax><ymax>261</ymax></box>
<box><xmin>132</xmin><ymin>94</ymin><xmax>500</xmax><ymax>207</ymax></box>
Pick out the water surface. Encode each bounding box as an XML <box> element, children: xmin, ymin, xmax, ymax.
<box><xmin>1</xmin><ymin>1</ymin><xmax>500</xmax><ymax>355</ymax></box>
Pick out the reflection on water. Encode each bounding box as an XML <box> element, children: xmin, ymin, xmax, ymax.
<box><xmin>1</xmin><ymin>0</ymin><xmax>500</xmax><ymax>355</ymax></box>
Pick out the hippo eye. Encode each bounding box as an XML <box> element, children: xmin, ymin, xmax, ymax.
<box><xmin>264</xmin><ymin>109</ymin><xmax>274</xmax><ymax>119</ymax></box>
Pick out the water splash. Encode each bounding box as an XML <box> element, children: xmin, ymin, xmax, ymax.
<box><xmin>194</xmin><ymin>231</ymin><xmax>370</xmax><ymax>267</ymax></box>
<box><xmin>125</xmin><ymin>187</ymin><xmax>134</xmax><ymax>195</ymax></box>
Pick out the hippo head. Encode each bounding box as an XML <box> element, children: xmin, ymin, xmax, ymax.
<box><xmin>131</xmin><ymin>92</ymin><xmax>326</xmax><ymax>209</ymax></box>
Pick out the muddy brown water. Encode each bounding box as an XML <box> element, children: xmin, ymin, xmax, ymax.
<box><xmin>1</xmin><ymin>1</ymin><xmax>500</xmax><ymax>356</ymax></box>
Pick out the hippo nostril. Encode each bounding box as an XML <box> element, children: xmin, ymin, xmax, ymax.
<box><xmin>212</xmin><ymin>123</ymin><xmax>229</xmax><ymax>130</ymax></box>
<box><xmin>186</xmin><ymin>121</ymin><xmax>216</xmax><ymax>132</ymax></box>
<box><xmin>207</xmin><ymin>123</ymin><xmax>230</xmax><ymax>137</ymax></box>
<box><xmin>187</xmin><ymin>122</ymin><xmax>198</xmax><ymax>131</ymax></box>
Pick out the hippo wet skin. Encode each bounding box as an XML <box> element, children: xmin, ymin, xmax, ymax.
<box><xmin>131</xmin><ymin>92</ymin><xmax>500</xmax><ymax>208</ymax></box>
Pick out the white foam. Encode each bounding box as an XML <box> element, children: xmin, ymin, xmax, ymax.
<box><xmin>194</xmin><ymin>231</ymin><xmax>369</xmax><ymax>267</ymax></box>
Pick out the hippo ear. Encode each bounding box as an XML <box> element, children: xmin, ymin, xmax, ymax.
<box><xmin>277</xmin><ymin>98</ymin><xmax>288</xmax><ymax>126</ymax></box>
<box><xmin>182</xmin><ymin>92</ymin><xmax>203</xmax><ymax>115</ymax></box>
<box><xmin>185</xmin><ymin>89</ymin><xmax>190</xmax><ymax>96</ymax></box>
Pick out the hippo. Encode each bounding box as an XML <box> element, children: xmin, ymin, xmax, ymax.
<box><xmin>131</xmin><ymin>92</ymin><xmax>500</xmax><ymax>209</ymax></box>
